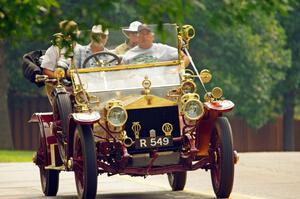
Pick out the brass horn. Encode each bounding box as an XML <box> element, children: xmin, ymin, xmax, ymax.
<box><xmin>182</xmin><ymin>25</ymin><xmax>195</xmax><ymax>40</ymax></box>
<box><xmin>123</xmin><ymin>137</ymin><xmax>134</xmax><ymax>147</ymax></box>
<box><xmin>120</xmin><ymin>130</ymin><xmax>134</xmax><ymax>147</ymax></box>
<box><xmin>180</xmin><ymin>25</ymin><xmax>195</xmax><ymax>49</ymax></box>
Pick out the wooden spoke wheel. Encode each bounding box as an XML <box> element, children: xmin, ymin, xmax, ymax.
<box><xmin>210</xmin><ymin>117</ymin><xmax>234</xmax><ymax>198</ymax></box>
<box><xmin>167</xmin><ymin>171</ymin><xmax>187</xmax><ymax>191</ymax></box>
<box><xmin>73</xmin><ymin>125</ymin><xmax>98</xmax><ymax>199</ymax></box>
<box><xmin>38</xmin><ymin>137</ymin><xmax>59</xmax><ymax>196</ymax></box>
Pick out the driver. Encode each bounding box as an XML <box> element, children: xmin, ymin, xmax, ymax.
<box><xmin>75</xmin><ymin>24</ymin><xmax>110</xmax><ymax>68</ymax></box>
<box><xmin>122</xmin><ymin>24</ymin><xmax>190</xmax><ymax>67</ymax></box>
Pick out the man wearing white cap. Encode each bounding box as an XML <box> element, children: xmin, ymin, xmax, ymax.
<box><xmin>114</xmin><ymin>21</ymin><xmax>142</xmax><ymax>55</ymax></box>
<box><xmin>122</xmin><ymin>24</ymin><xmax>190</xmax><ymax>67</ymax></box>
<box><xmin>75</xmin><ymin>24</ymin><xmax>110</xmax><ymax>67</ymax></box>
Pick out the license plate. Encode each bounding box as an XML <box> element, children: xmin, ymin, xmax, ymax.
<box><xmin>135</xmin><ymin>136</ymin><xmax>173</xmax><ymax>149</ymax></box>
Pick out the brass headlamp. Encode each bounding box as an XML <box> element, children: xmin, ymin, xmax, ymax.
<box><xmin>105</xmin><ymin>100</ymin><xmax>128</xmax><ymax>132</ymax></box>
<box><xmin>180</xmin><ymin>93</ymin><xmax>204</xmax><ymax>125</ymax></box>
<box><xmin>181</xmin><ymin>80</ymin><xmax>197</xmax><ymax>94</ymax></box>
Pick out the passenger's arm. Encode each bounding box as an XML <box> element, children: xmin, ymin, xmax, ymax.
<box><xmin>43</xmin><ymin>68</ymin><xmax>56</xmax><ymax>78</ymax></box>
<box><xmin>181</xmin><ymin>51</ymin><xmax>190</xmax><ymax>67</ymax></box>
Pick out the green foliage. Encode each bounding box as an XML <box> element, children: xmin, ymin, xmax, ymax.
<box><xmin>0</xmin><ymin>0</ymin><xmax>59</xmax><ymax>40</ymax></box>
<box><xmin>279</xmin><ymin>2</ymin><xmax>300</xmax><ymax>92</ymax></box>
<box><xmin>189</xmin><ymin>1</ymin><xmax>291</xmax><ymax>128</ymax></box>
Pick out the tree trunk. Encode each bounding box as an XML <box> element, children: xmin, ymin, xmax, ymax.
<box><xmin>0</xmin><ymin>41</ymin><xmax>13</xmax><ymax>149</ymax></box>
<box><xmin>283</xmin><ymin>90</ymin><xmax>295</xmax><ymax>151</ymax></box>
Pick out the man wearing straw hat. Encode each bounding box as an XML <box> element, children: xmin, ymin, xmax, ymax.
<box><xmin>75</xmin><ymin>24</ymin><xmax>110</xmax><ymax>67</ymax></box>
<box><xmin>114</xmin><ymin>21</ymin><xmax>142</xmax><ymax>55</ymax></box>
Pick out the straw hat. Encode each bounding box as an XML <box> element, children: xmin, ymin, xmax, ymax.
<box><xmin>59</xmin><ymin>20</ymin><xmax>79</xmax><ymax>35</ymax></box>
<box><xmin>92</xmin><ymin>24</ymin><xmax>109</xmax><ymax>35</ymax></box>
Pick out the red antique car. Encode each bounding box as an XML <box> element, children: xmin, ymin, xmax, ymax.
<box><xmin>26</xmin><ymin>24</ymin><xmax>238</xmax><ymax>199</ymax></box>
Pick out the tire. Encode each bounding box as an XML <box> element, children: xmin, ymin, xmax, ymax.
<box><xmin>167</xmin><ymin>171</ymin><xmax>187</xmax><ymax>191</ymax></box>
<box><xmin>73</xmin><ymin>125</ymin><xmax>98</xmax><ymax>199</ymax></box>
<box><xmin>56</xmin><ymin>93</ymin><xmax>72</xmax><ymax>134</ymax></box>
<box><xmin>210</xmin><ymin>117</ymin><xmax>234</xmax><ymax>198</ymax></box>
<box><xmin>39</xmin><ymin>167</ymin><xmax>59</xmax><ymax>196</ymax></box>
<box><xmin>38</xmin><ymin>137</ymin><xmax>59</xmax><ymax>196</ymax></box>
<box><xmin>55</xmin><ymin>93</ymin><xmax>72</xmax><ymax>161</ymax></box>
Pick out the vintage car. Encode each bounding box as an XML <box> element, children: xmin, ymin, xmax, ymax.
<box><xmin>25</xmin><ymin>23</ymin><xmax>238</xmax><ymax>199</ymax></box>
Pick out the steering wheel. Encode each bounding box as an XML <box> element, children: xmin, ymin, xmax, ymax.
<box><xmin>82</xmin><ymin>51</ymin><xmax>121</xmax><ymax>68</ymax></box>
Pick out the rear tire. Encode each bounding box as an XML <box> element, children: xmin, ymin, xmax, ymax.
<box><xmin>38</xmin><ymin>136</ymin><xmax>59</xmax><ymax>196</ymax></box>
<box><xmin>210</xmin><ymin>117</ymin><xmax>234</xmax><ymax>198</ymax></box>
<box><xmin>39</xmin><ymin>167</ymin><xmax>59</xmax><ymax>196</ymax></box>
<box><xmin>167</xmin><ymin>171</ymin><xmax>187</xmax><ymax>191</ymax></box>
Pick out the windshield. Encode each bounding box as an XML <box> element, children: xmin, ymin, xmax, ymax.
<box><xmin>74</xmin><ymin>65</ymin><xmax>181</xmax><ymax>92</ymax></box>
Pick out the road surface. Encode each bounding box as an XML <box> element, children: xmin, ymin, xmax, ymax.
<box><xmin>0</xmin><ymin>152</ymin><xmax>299</xmax><ymax>199</ymax></box>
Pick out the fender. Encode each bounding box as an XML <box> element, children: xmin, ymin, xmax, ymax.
<box><xmin>204</xmin><ymin>99</ymin><xmax>234</xmax><ymax>112</ymax></box>
<box><xmin>29</xmin><ymin>112</ymin><xmax>53</xmax><ymax>123</ymax></box>
<box><xmin>67</xmin><ymin>111</ymin><xmax>100</xmax><ymax>159</ymax></box>
<box><xmin>194</xmin><ymin>100</ymin><xmax>234</xmax><ymax>156</ymax></box>
<box><xmin>70</xmin><ymin>111</ymin><xmax>101</xmax><ymax>124</ymax></box>
<box><xmin>29</xmin><ymin>112</ymin><xmax>55</xmax><ymax>166</ymax></box>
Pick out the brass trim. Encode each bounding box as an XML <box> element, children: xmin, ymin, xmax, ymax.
<box><xmin>181</xmin><ymin>80</ymin><xmax>197</xmax><ymax>94</ymax></box>
<box><xmin>211</xmin><ymin>87</ymin><xmax>223</xmax><ymax>99</ymax></box>
<box><xmin>45</xmin><ymin>165</ymin><xmax>66</xmax><ymax>170</ymax></box>
<box><xmin>182</xmin><ymin>99</ymin><xmax>204</xmax><ymax>121</ymax></box>
<box><xmin>132</xmin><ymin>122</ymin><xmax>141</xmax><ymax>139</ymax></box>
<box><xmin>200</xmin><ymin>69</ymin><xmax>212</xmax><ymax>83</ymax></box>
<box><xmin>120</xmin><ymin>130</ymin><xmax>134</xmax><ymax>147</ymax></box>
<box><xmin>50</xmin><ymin>144</ymin><xmax>56</xmax><ymax>166</ymax></box>
<box><xmin>70</xmin><ymin>60</ymin><xmax>180</xmax><ymax>73</ymax></box>
<box><xmin>125</xmin><ymin>95</ymin><xmax>177</xmax><ymax>110</ymax></box>
<box><xmin>105</xmin><ymin>100</ymin><xmax>128</xmax><ymax>128</ymax></box>
<box><xmin>54</xmin><ymin>68</ymin><xmax>65</xmax><ymax>80</ymax></box>
<box><xmin>180</xmin><ymin>93</ymin><xmax>200</xmax><ymax>104</ymax></box>
<box><xmin>162</xmin><ymin>123</ymin><xmax>173</xmax><ymax>136</ymax></box>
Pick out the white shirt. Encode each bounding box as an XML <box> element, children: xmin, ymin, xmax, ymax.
<box><xmin>122</xmin><ymin>43</ymin><xmax>178</xmax><ymax>64</ymax></box>
<box><xmin>41</xmin><ymin>44</ymin><xmax>81</xmax><ymax>71</ymax></box>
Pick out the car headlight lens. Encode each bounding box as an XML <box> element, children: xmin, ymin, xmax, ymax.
<box><xmin>181</xmin><ymin>81</ymin><xmax>196</xmax><ymax>94</ymax></box>
<box><xmin>107</xmin><ymin>106</ymin><xmax>128</xmax><ymax>127</ymax></box>
<box><xmin>183</xmin><ymin>99</ymin><xmax>204</xmax><ymax>120</ymax></box>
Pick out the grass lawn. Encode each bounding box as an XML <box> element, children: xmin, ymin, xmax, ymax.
<box><xmin>0</xmin><ymin>150</ymin><xmax>35</xmax><ymax>163</ymax></box>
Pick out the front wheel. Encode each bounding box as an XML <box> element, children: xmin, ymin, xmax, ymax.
<box><xmin>210</xmin><ymin>117</ymin><xmax>234</xmax><ymax>198</ymax></box>
<box><xmin>55</xmin><ymin>93</ymin><xmax>72</xmax><ymax>162</ymax></box>
<box><xmin>167</xmin><ymin>171</ymin><xmax>187</xmax><ymax>191</ymax></box>
<box><xmin>73</xmin><ymin>125</ymin><xmax>98</xmax><ymax>199</ymax></box>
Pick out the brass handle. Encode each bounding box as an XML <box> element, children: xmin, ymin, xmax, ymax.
<box><xmin>35</xmin><ymin>74</ymin><xmax>48</xmax><ymax>82</ymax></box>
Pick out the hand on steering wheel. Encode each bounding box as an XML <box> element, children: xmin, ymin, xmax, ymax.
<box><xmin>82</xmin><ymin>52</ymin><xmax>121</xmax><ymax>68</ymax></box>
